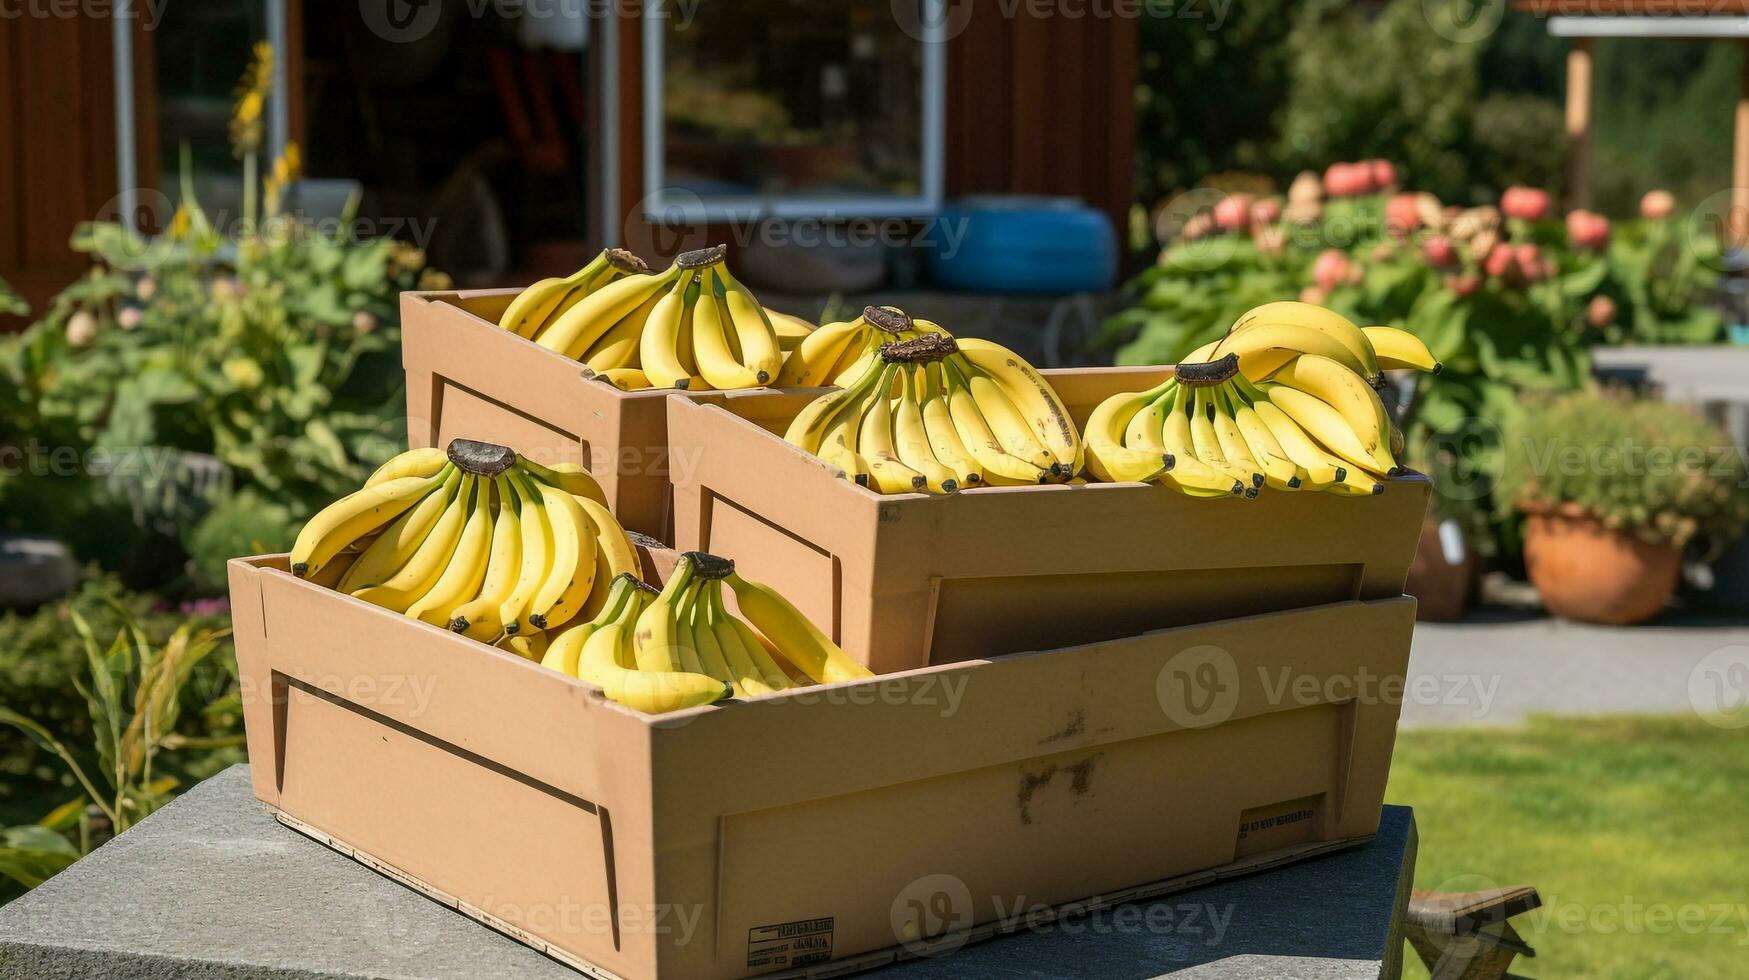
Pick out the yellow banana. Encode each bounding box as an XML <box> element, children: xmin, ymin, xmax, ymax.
<box><xmin>950</xmin><ymin>338</ymin><xmax>1082</xmax><ymax>478</ymax></box>
<box><xmin>768</xmin><ymin>309</ymin><xmax>816</xmax><ymax>352</ymax></box>
<box><xmin>725</xmin><ymin>571</ymin><xmax>873</xmax><ymax>685</ymax></box>
<box><xmin>591</xmin><ymin>367</ymin><xmax>650</xmax><ymax>391</ymax></box>
<box><xmin>514</xmin><ymin>458</ymin><xmax>608</xmax><ymax>509</ymax></box>
<box><xmin>498</xmin><ymin>248</ymin><xmax>648</xmax><ymax>339</ymax></box>
<box><xmin>544</xmin><ymin>572</ymin><xmax>642</xmax><ymax>677</ymax></box>
<box><xmin>951</xmin><ymin>360</ymin><xmax>1057</xmax><ymax>474</ymax></box>
<box><xmin>339</xmin><ymin>465</ymin><xmax>460</xmax><ymax>592</ymax></box>
<box><xmin>638</xmin><ymin>272</ymin><xmax>697</xmax><ymax>390</ymax></box>
<box><xmin>691</xmin><ymin>268</ymin><xmax>768</xmax><ymax>390</ymax></box>
<box><xmin>1084</xmin><ymin>381</ymin><xmax>1175</xmax><ymax>484</ymax></box>
<box><xmin>405</xmin><ymin>478</ymin><xmax>494</xmax><ymax>628</ymax></box>
<box><xmin>1189</xmin><ymin>386</ymin><xmax>1259</xmax><ymax>492</ymax></box>
<box><xmin>366</xmin><ymin>447</ymin><xmax>449</xmax><ymax>487</ymax></box>
<box><xmin>1223</xmin><ymin>389</ymin><xmax>1305</xmax><ymax>491</ymax></box>
<box><xmin>717</xmin><ymin>265</ymin><xmax>783</xmax><ymax>384</ymax></box>
<box><xmin>498</xmin><ymin>471</ymin><xmax>552</xmax><ymax>635</ymax></box>
<box><xmin>526</xmin><ymin>481</ymin><xmax>599</xmax><ymax>631</ymax></box>
<box><xmin>1158</xmin><ymin>387</ymin><xmax>1246</xmax><ymax>497</ymax></box>
<box><xmin>941</xmin><ymin>360</ymin><xmax>1050</xmax><ymax>485</ymax></box>
<box><xmin>577</xmin><ymin>586</ymin><xmax>730</xmax><ymax>714</ymax></box>
<box><xmin>632</xmin><ymin>554</ymin><xmax>696</xmax><ymax>673</ymax></box>
<box><xmin>1244</xmin><ymin>386</ymin><xmax>1354</xmax><ymax>488</ymax></box>
<box><xmin>350</xmin><ymin>474</ymin><xmax>476</xmax><ymax>611</ymax></box>
<box><xmin>775</xmin><ymin>316</ymin><xmax>864</xmax><ymax>388</ymax></box>
<box><xmin>291</xmin><ymin>473</ymin><xmax>444</xmax><ymax>580</ymax></box>
<box><xmin>920</xmin><ymin>364</ymin><xmax>983</xmax><ymax>487</ymax></box>
<box><xmin>449</xmin><ymin>476</ymin><xmax>523</xmax><ymax>640</ymax></box>
<box><xmin>1363</xmin><ymin>325</ymin><xmax>1441</xmax><ymax>373</ymax></box>
<box><xmin>580</xmin><ymin>289</ymin><xmax>662</xmax><ymax>372</ymax></box>
<box><xmin>858</xmin><ymin>365</ymin><xmax>929</xmax><ymax>494</ymax></box>
<box><xmin>1265</xmin><ymin>353</ymin><xmax>1398</xmax><ymax>473</ymax></box>
<box><xmin>1231</xmin><ymin>301</ymin><xmax>1381</xmax><ymax>381</ymax></box>
<box><xmin>496</xmin><ymin>630</ymin><xmax>549</xmax><ymax>661</ymax></box>
<box><xmin>892</xmin><ymin>363</ymin><xmax>958</xmax><ymax>492</ymax></box>
<box><xmin>1256</xmin><ymin>381</ymin><xmax>1387</xmax><ymax>476</ymax></box>
<box><xmin>575</xmin><ymin>495</ymin><xmax>641</xmax><ymax>621</ymax></box>
<box><xmin>538</xmin><ymin>265</ymin><xmax>681</xmax><ymax>361</ymax></box>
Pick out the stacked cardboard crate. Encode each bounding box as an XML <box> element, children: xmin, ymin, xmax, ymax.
<box><xmin>230</xmin><ymin>291</ymin><xmax>1431</xmax><ymax>979</ymax></box>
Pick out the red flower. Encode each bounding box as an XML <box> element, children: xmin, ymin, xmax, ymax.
<box><xmin>1213</xmin><ymin>194</ymin><xmax>1253</xmax><ymax>232</ymax></box>
<box><xmin>1640</xmin><ymin>190</ymin><xmax>1675</xmax><ymax>221</ymax></box>
<box><xmin>1250</xmin><ymin>197</ymin><xmax>1282</xmax><ymax>226</ymax></box>
<box><xmin>1370</xmin><ymin>159</ymin><xmax>1397</xmax><ymax>190</ymax></box>
<box><xmin>1500</xmin><ymin>186</ymin><xmax>1552</xmax><ymax>222</ymax></box>
<box><xmin>1423</xmin><ymin>235</ymin><xmax>1458</xmax><ymax>268</ymax></box>
<box><xmin>1312</xmin><ymin>249</ymin><xmax>1351</xmax><ymax>292</ymax></box>
<box><xmin>1323</xmin><ymin>162</ymin><xmax>1374</xmax><ymax>198</ymax></box>
<box><xmin>1445</xmin><ymin>274</ymin><xmax>1481</xmax><ymax>297</ymax></box>
<box><xmin>1385</xmin><ymin>193</ymin><xmax>1422</xmax><ymax>237</ymax></box>
<box><xmin>1484</xmin><ymin>243</ymin><xmax>1516</xmax><ymax>279</ymax></box>
<box><xmin>1565</xmin><ymin>209</ymin><xmax>1611</xmax><ymax>251</ymax></box>
<box><xmin>1515</xmin><ymin>243</ymin><xmax>1545</xmax><ymax>281</ymax></box>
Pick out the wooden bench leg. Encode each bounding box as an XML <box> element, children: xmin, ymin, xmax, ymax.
<box><xmin>1407</xmin><ymin>920</ymin><xmax>1529</xmax><ymax>980</ymax></box>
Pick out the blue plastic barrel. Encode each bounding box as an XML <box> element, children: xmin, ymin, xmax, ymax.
<box><xmin>924</xmin><ymin>196</ymin><xmax>1117</xmax><ymax>294</ymax></box>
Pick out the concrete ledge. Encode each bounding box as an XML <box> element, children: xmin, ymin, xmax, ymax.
<box><xmin>0</xmin><ymin>766</ymin><xmax>1414</xmax><ymax>979</ymax></box>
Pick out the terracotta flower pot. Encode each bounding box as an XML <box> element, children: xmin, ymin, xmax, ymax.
<box><xmin>1407</xmin><ymin>517</ymin><xmax>1475</xmax><ymax>622</ymax></box>
<box><xmin>1522</xmin><ymin>502</ymin><xmax>1681</xmax><ymax>625</ymax></box>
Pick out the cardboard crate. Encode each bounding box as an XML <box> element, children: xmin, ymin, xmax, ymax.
<box><xmin>402</xmin><ymin>289</ymin><xmax>815</xmax><ymax>542</ymax></box>
<box><xmin>230</xmin><ymin>550</ymin><xmax>1416</xmax><ymax>980</ymax></box>
<box><xmin>667</xmin><ymin>366</ymin><xmax>1433</xmax><ymax>674</ymax></box>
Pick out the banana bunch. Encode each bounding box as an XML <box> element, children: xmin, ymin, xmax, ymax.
<box><xmin>774</xmin><ymin>304</ymin><xmax>928</xmax><ymax>388</ymax></box>
<box><xmin>1085</xmin><ymin>302</ymin><xmax>1442</xmax><ymax>497</ymax></box>
<box><xmin>768</xmin><ymin>309</ymin><xmax>817</xmax><ymax>352</ymax></box>
<box><xmin>542</xmin><ymin>553</ymin><xmax>874</xmax><ymax>714</ymax></box>
<box><xmin>289</xmin><ymin>440</ymin><xmax>642</xmax><ymax>652</ymax></box>
<box><xmin>784</xmin><ymin>324</ymin><xmax>1083</xmax><ymax>493</ymax></box>
<box><xmin>498</xmin><ymin>248</ymin><xmax>651</xmax><ymax>340</ymax></box>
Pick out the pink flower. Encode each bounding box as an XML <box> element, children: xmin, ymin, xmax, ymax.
<box><xmin>117</xmin><ymin>307</ymin><xmax>143</xmax><ymax>330</ymax></box>
<box><xmin>1640</xmin><ymin>190</ymin><xmax>1675</xmax><ymax>221</ymax></box>
<box><xmin>1370</xmin><ymin>159</ymin><xmax>1398</xmax><ymax>190</ymax></box>
<box><xmin>1515</xmin><ymin>243</ymin><xmax>1545</xmax><ymax>281</ymax></box>
<box><xmin>1423</xmin><ymin>235</ymin><xmax>1458</xmax><ymax>268</ymax></box>
<box><xmin>1566</xmin><ymin>209</ymin><xmax>1611</xmax><ymax>250</ymax></box>
<box><xmin>1250</xmin><ymin>197</ymin><xmax>1283</xmax><ymax>227</ymax></box>
<box><xmin>1323</xmin><ymin>162</ymin><xmax>1374</xmax><ymax>198</ymax></box>
<box><xmin>1214</xmin><ymin>194</ymin><xmax>1253</xmax><ymax>232</ymax></box>
<box><xmin>1312</xmin><ymin>249</ymin><xmax>1351</xmax><ymax>292</ymax></box>
<box><xmin>1299</xmin><ymin>285</ymin><xmax>1329</xmax><ymax>306</ymax></box>
<box><xmin>1385</xmin><ymin>193</ymin><xmax>1422</xmax><ymax>237</ymax></box>
<box><xmin>1484</xmin><ymin>243</ymin><xmax>1516</xmax><ymax>279</ymax></box>
<box><xmin>1446</xmin><ymin>274</ymin><xmax>1481</xmax><ymax>298</ymax></box>
<box><xmin>1586</xmin><ymin>295</ymin><xmax>1616</xmax><ymax>328</ymax></box>
<box><xmin>1500</xmin><ymin>186</ymin><xmax>1552</xmax><ymax>222</ymax></box>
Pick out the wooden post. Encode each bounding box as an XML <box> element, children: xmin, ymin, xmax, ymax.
<box><xmin>1565</xmin><ymin>37</ymin><xmax>1594</xmax><ymax>211</ymax></box>
<box><xmin>1736</xmin><ymin>40</ymin><xmax>1749</xmax><ymax>237</ymax></box>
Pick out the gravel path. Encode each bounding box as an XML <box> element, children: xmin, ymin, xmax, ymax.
<box><xmin>1399</xmin><ymin>611</ymin><xmax>1749</xmax><ymax>727</ymax></box>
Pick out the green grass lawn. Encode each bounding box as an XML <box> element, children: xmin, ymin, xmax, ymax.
<box><xmin>1386</xmin><ymin>717</ymin><xmax>1749</xmax><ymax>979</ymax></box>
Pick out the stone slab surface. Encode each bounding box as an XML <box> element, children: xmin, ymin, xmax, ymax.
<box><xmin>0</xmin><ymin>766</ymin><xmax>1414</xmax><ymax>979</ymax></box>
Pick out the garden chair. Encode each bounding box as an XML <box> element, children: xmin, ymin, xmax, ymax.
<box><xmin>1404</xmin><ymin>885</ymin><xmax>1541</xmax><ymax>980</ymax></box>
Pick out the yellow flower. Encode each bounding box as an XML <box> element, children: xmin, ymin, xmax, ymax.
<box><xmin>223</xmin><ymin>357</ymin><xmax>265</xmax><ymax>390</ymax></box>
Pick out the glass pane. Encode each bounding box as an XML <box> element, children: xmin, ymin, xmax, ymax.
<box><xmin>663</xmin><ymin>0</ymin><xmax>924</xmax><ymax>201</ymax></box>
<box><xmin>151</xmin><ymin>1</ymin><xmax>271</xmax><ymax>207</ymax></box>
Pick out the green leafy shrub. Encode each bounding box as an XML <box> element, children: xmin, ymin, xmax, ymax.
<box><xmin>0</xmin><ymin>574</ymin><xmax>235</xmax><ymax>823</ymax></box>
<box><xmin>1497</xmin><ymin>391</ymin><xmax>1749</xmax><ymax>550</ymax></box>
<box><xmin>1469</xmin><ymin>94</ymin><xmax>1566</xmax><ymax>201</ymax></box>
<box><xmin>183</xmin><ymin>489</ymin><xmax>299</xmax><ymax>594</ymax></box>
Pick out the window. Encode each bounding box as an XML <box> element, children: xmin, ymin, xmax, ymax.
<box><xmin>642</xmin><ymin>0</ymin><xmax>945</xmax><ymax>220</ymax></box>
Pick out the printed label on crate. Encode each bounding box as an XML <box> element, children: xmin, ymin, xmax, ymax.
<box><xmin>1234</xmin><ymin>794</ymin><xmax>1323</xmax><ymax>858</ymax></box>
<box><xmin>747</xmin><ymin>916</ymin><xmax>835</xmax><ymax>970</ymax></box>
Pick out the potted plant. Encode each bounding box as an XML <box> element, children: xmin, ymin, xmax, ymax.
<box><xmin>1497</xmin><ymin>390</ymin><xmax>1749</xmax><ymax>625</ymax></box>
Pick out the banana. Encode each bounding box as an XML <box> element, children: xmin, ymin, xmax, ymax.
<box><xmin>448</xmin><ymin>475</ymin><xmax>523</xmax><ymax>640</ymax></box>
<box><xmin>725</xmin><ymin>571</ymin><xmax>874</xmax><ymax>685</ymax></box>
<box><xmin>591</xmin><ymin>367</ymin><xmax>651</xmax><ymax>391</ymax></box>
<box><xmin>1189</xmin><ymin>386</ymin><xmax>1260</xmax><ymax>490</ymax></box>
<box><xmin>580</xmin><ymin>289</ymin><xmax>662</xmax><ymax>372</ymax></box>
<box><xmin>717</xmin><ymin>265</ymin><xmax>784</xmax><ymax>384</ymax></box>
<box><xmin>526</xmin><ymin>481</ymin><xmax>599</xmax><ymax>631</ymax></box>
<box><xmin>1231</xmin><ymin>301</ymin><xmax>1382</xmax><ymax>381</ymax></box>
<box><xmin>538</xmin><ymin>265</ymin><xmax>681</xmax><ymax>361</ymax></box>
<box><xmin>1244</xmin><ymin>385</ymin><xmax>1353</xmax><ymax>487</ymax></box>
<box><xmin>775</xmin><ymin>316</ymin><xmax>864</xmax><ymax>388</ymax></box>
<box><xmin>703</xmin><ymin>587</ymin><xmax>785</xmax><ymax>696</ymax></box>
<box><xmin>497</xmin><ymin>471</ymin><xmax>552</xmax><ymax>635</ymax></box>
<box><xmin>638</xmin><ymin>273</ymin><xmax>697</xmax><ymax>390</ymax></box>
<box><xmin>858</xmin><ymin>364</ymin><xmax>929</xmax><ymax>494</ymax></box>
<box><xmin>514</xmin><ymin>458</ymin><xmax>608</xmax><ymax>508</ymax></box>
<box><xmin>684</xmin><ymin>582</ymin><xmax>738</xmax><ymax>691</ymax></box>
<box><xmin>1362</xmin><ymin>325</ymin><xmax>1440</xmax><ymax>373</ymax></box>
<box><xmin>632</xmin><ymin>555</ymin><xmax>695</xmax><ymax>673</ymax></box>
<box><xmin>339</xmin><ymin>465</ymin><xmax>460</xmax><ymax>592</ymax></box>
<box><xmin>1084</xmin><ymin>381</ymin><xmax>1175</xmax><ymax>484</ymax></box>
<box><xmin>726</xmin><ymin>609</ymin><xmax>800</xmax><ymax>693</ymax></box>
<box><xmin>1265</xmin><ymin>353</ymin><xmax>1398</xmax><ymax>474</ymax></box>
<box><xmin>579</xmin><ymin>596</ymin><xmax>730</xmax><ymax>714</ymax></box>
<box><xmin>496</xmin><ymin>630</ymin><xmax>549</xmax><ymax>661</ymax></box>
<box><xmin>951</xmin><ymin>360</ymin><xmax>1057</xmax><ymax>475</ymax></box>
<box><xmin>366</xmin><ymin>448</ymin><xmax>449</xmax><ymax>487</ymax></box>
<box><xmin>1222</xmin><ymin>387</ymin><xmax>1304</xmax><ymax>491</ymax></box>
<box><xmin>574</xmin><ymin>496</ymin><xmax>641</xmax><ymax>621</ymax></box>
<box><xmin>892</xmin><ymin>362</ymin><xmax>959</xmax><ymax>492</ymax></box>
<box><xmin>950</xmin><ymin>338</ymin><xmax>1082</xmax><ymax>478</ymax></box>
<box><xmin>350</xmin><ymin>474</ymin><xmax>477</xmax><ymax>610</ymax></box>
<box><xmin>1256</xmin><ymin>381</ymin><xmax>1387</xmax><ymax>477</ymax></box>
<box><xmin>498</xmin><ymin>249</ymin><xmax>648</xmax><ymax>339</ymax></box>
<box><xmin>768</xmin><ymin>309</ymin><xmax>816</xmax><ymax>352</ymax></box>
<box><xmin>941</xmin><ymin>359</ymin><xmax>1051</xmax><ymax>485</ymax></box>
<box><xmin>919</xmin><ymin>364</ymin><xmax>984</xmax><ymax>487</ymax></box>
<box><xmin>1208</xmin><ymin>387</ymin><xmax>1268</xmax><ymax>490</ymax></box>
<box><xmin>405</xmin><ymin>477</ymin><xmax>494</xmax><ymax>628</ymax></box>
<box><xmin>544</xmin><ymin>572</ymin><xmax>642</xmax><ymax>677</ymax></box>
<box><xmin>290</xmin><ymin>473</ymin><xmax>444</xmax><ymax>580</ymax></box>
<box><xmin>1158</xmin><ymin>387</ymin><xmax>1247</xmax><ymax>497</ymax></box>
<box><xmin>692</xmin><ymin>268</ymin><xmax>768</xmax><ymax>389</ymax></box>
